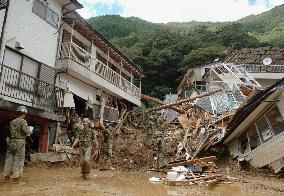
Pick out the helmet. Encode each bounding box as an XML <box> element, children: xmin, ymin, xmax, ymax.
<box><xmin>82</xmin><ymin>118</ymin><xmax>90</xmax><ymax>125</ymax></box>
<box><xmin>17</xmin><ymin>106</ymin><xmax>27</xmax><ymax>113</ymax></box>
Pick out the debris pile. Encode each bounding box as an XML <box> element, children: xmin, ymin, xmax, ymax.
<box><xmin>149</xmin><ymin>156</ymin><xmax>238</xmax><ymax>186</ymax></box>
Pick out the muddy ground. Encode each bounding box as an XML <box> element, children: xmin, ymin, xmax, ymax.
<box><xmin>1</xmin><ymin>123</ymin><xmax>284</xmax><ymax>195</ymax></box>
<box><xmin>0</xmin><ymin>165</ymin><xmax>283</xmax><ymax>196</ymax></box>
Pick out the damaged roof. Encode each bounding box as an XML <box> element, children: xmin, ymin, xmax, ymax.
<box><xmin>224</xmin><ymin>77</ymin><xmax>284</xmax><ymax>141</ymax></box>
<box><xmin>224</xmin><ymin>47</ymin><xmax>284</xmax><ymax>65</ymax></box>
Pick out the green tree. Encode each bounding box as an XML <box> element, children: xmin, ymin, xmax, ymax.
<box><xmin>150</xmin><ymin>85</ymin><xmax>174</xmax><ymax>100</ymax></box>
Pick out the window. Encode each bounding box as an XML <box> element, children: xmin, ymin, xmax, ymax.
<box><xmin>239</xmin><ymin>132</ymin><xmax>249</xmax><ymax>154</ymax></box>
<box><xmin>247</xmin><ymin>125</ymin><xmax>261</xmax><ymax>151</ymax></box>
<box><xmin>194</xmin><ymin>81</ymin><xmax>207</xmax><ymax>91</ymax></box>
<box><xmin>3</xmin><ymin>48</ymin><xmax>40</xmax><ymax>91</ymax></box>
<box><xmin>256</xmin><ymin>116</ymin><xmax>273</xmax><ymax>142</ymax></box>
<box><xmin>265</xmin><ymin>106</ymin><xmax>284</xmax><ymax>135</ymax></box>
<box><xmin>32</xmin><ymin>0</ymin><xmax>59</xmax><ymax>28</ymax></box>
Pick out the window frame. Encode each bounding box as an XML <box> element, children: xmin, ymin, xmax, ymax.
<box><xmin>2</xmin><ymin>47</ymin><xmax>41</xmax><ymax>92</ymax></box>
<box><xmin>32</xmin><ymin>0</ymin><xmax>59</xmax><ymax>29</ymax></box>
<box><xmin>238</xmin><ymin>104</ymin><xmax>284</xmax><ymax>154</ymax></box>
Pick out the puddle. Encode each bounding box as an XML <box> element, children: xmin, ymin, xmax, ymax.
<box><xmin>0</xmin><ymin>167</ymin><xmax>274</xmax><ymax>195</ymax></box>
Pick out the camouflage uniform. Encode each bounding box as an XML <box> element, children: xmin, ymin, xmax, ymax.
<box><xmin>156</xmin><ymin>116</ymin><xmax>166</xmax><ymax>169</ymax></box>
<box><xmin>76</xmin><ymin>128</ymin><xmax>95</xmax><ymax>178</ymax></box>
<box><xmin>102</xmin><ymin>127</ymin><xmax>112</xmax><ymax>157</ymax></box>
<box><xmin>146</xmin><ymin>121</ymin><xmax>154</xmax><ymax>147</ymax></box>
<box><xmin>3</xmin><ymin>118</ymin><xmax>28</xmax><ymax>179</ymax></box>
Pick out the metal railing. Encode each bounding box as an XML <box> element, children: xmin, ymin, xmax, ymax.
<box><xmin>242</xmin><ymin>65</ymin><xmax>284</xmax><ymax>73</ymax></box>
<box><xmin>0</xmin><ymin>64</ymin><xmax>64</xmax><ymax>112</ymax></box>
<box><xmin>59</xmin><ymin>42</ymin><xmax>141</xmax><ymax>99</ymax></box>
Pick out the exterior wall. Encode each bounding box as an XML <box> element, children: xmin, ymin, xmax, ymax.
<box><xmin>57</xmin><ymin>73</ymin><xmax>101</xmax><ymax>104</ymax></box>
<box><xmin>244</xmin><ymin>132</ymin><xmax>284</xmax><ymax>170</ymax></box>
<box><xmin>0</xmin><ymin>8</ymin><xmax>5</xmax><ymax>36</ymax></box>
<box><xmin>0</xmin><ymin>0</ymin><xmax>63</xmax><ymax>67</ymax></box>
<box><xmin>276</xmin><ymin>91</ymin><xmax>284</xmax><ymax>117</ymax></box>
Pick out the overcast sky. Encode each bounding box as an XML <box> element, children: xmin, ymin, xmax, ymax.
<box><xmin>77</xmin><ymin>0</ymin><xmax>283</xmax><ymax>23</ymax></box>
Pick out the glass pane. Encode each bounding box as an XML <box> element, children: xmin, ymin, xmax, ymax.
<box><xmin>247</xmin><ymin>124</ymin><xmax>261</xmax><ymax>150</ymax></box>
<box><xmin>46</xmin><ymin>8</ymin><xmax>59</xmax><ymax>28</ymax></box>
<box><xmin>255</xmin><ymin>116</ymin><xmax>273</xmax><ymax>142</ymax></box>
<box><xmin>3</xmin><ymin>48</ymin><xmax>22</xmax><ymax>70</ymax></box>
<box><xmin>32</xmin><ymin>0</ymin><xmax>46</xmax><ymax>19</ymax></box>
<box><xmin>20</xmin><ymin>57</ymin><xmax>39</xmax><ymax>91</ymax></box>
<box><xmin>22</xmin><ymin>57</ymin><xmax>39</xmax><ymax>78</ymax></box>
<box><xmin>239</xmin><ymin>132</ymin><xmax>249</xmax><ymax>154</ymax></box>
<box><xmin>266</xmin><ymin>106</ymin><xmax>284</xmax><ymax>135</ymax></box>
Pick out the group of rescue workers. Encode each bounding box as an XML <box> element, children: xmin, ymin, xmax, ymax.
<box><xmin>2</xmin><ymin>105</ymin><xmax>113</xmax><ymax>183</ymax></box>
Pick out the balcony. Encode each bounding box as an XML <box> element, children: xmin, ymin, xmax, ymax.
<box><xmin>57</xmin><ymin>42</ymin><xmax>141</xmax><ymax>106</ymax></box>
<box><xmin>242</xmin><ymin>65</ymin><xmax>284</xmax><ymax>80</ymax></box>
<box><xmin>0</xmin><ymin>64</ymin><xmax>64</xmax><ymax>114</ymax></box>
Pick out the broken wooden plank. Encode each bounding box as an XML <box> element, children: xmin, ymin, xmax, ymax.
<box><xmin>142</xmin><ymin>89</ymin><xmax>222</xmax><ymax>114</ymax></box>
<box><xmin>163</xmin><ymin>156</ymin><xmax>217</xmax><ymax>169</ymax></box>
<box><xmin>114</xmin><ymin>108</ymin><xmax>128</xmax><ymax>134</ymax></box>
<box><xmin>141</xmin><ymin>94</ymin><xmax>185</xmax><ymax>114</ymax></box>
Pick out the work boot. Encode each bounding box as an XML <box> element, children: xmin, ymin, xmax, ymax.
<box><xmin>2</xmin><ymin>176</ymin><xmax>10</xmax><ymax>183</ymax></box>
<box><xmin>83</xmin><ymin>174</ymin><xmax>90</xmax><ymax>180</ymax></box>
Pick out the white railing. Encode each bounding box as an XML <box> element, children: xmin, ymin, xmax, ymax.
<box><xmin>242</xmin><ymin>64</ymin><xmax>284</xmax><ymax>73</ymax></box>
<box><xmin>59</xmin><ymin>42</ymin><xmax>141</xmax><ymax>99</ymax></box>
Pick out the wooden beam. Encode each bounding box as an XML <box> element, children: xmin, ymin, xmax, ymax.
<box><xmin>163</xmin><ymin>156</ymin><xmax>217</xmax><ymax>169</ymax></box>
<box><xmin>142</xmin><ymin>89</ymin><xmax>222</xmax><ymax>114</ymax></box>
<box><xmin>141</xmin><ymin>94</ymin><xmax>184</xmax><ymax>114</ymax></box>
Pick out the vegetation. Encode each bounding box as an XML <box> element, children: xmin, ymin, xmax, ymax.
<box><xmin>89</xmin><ymin>4</ymin><xmax>284</xmax><ymax>98</ymax></box>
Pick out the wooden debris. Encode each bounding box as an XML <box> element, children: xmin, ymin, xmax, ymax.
<box><xmin>163</xmin><ymin>156</ymin><xmax>217</xmax><ymax>169</ymax></box>
<box><xmin>141</xmin><ymin>94</ymin><xmax>184</xmax><ymax>114</ymax></box>
<box><xmin>142</xmin><ymin>89</ymin><xmax>222</xmax><ymax>114</ymax></box>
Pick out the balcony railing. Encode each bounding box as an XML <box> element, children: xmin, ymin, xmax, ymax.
<box><xmin>242</xmin><ymin>65</ymin><xmax>284</xmax><ymax>73</ymax></box>
<box><xmin>59</xmin><ymin>42</ymin><xmax>141</xmax><ymax>99</ymax></box>
<box><xmin>0</xmin><ymin>64</ymin><xmax>64</xmax><ymax>112</ymax></box>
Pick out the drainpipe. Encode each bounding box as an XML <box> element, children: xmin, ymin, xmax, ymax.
<box><xmin>0</xmin><ymin>0</ymin><xmax>10</xmax><ymax>63</ymax></box>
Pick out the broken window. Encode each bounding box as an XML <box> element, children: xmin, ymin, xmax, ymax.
<box><xmin>265</xmin><ymin>105</ymin><xmax>284</xmax><ymax>136</ymax></box>
<box><xmin>255</xmin><ymin>116</ymin><xmax>273</xmax><ymax>142</ymax></box>
<box><xmin>194</xmin><ymin>81</ymin><xmax>207</xmax><ymax>91</ymax></box>
<box><xmin>239</xmin><ymin>132</ymin><xmax>249</xmax><ymax>154</ymax></box>
<box><xmin>247</xmin><ymin>124</ymin><xmax>261</xmax><ymax>151</ymax></box>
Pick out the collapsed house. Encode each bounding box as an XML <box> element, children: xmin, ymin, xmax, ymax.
<box><xmin>224</xmin><ymin>47</ymin><xmax>284</xmax><ymax>88</ymax></box>
<box><xmin>224</xmin><ymin>78</ymin><xmax>284</xmax><ymax>173</ymax></box>
<box><xmin>0</xmin><ymin>0</ymin><xmax>143</xmax><ymax>159</ymax></box>
<box><xmin>177</xmin><ymin>62</ymin><xmax>261</xmax><ymax>115</ymax></box>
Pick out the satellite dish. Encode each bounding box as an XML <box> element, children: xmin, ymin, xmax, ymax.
<box><xmin>213</xmin><ymin>58</ymin><xmax>220</xmax><ymax>62</ymax></box>
<box><xmin>263</xmin><ymin>57</ymin><xmax>272</xmax><ymax>65</ymax></box>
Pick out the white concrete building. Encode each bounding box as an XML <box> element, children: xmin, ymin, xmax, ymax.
<box><xmin>0</xmin><ymin>0</ymin><xmax>143</xmax><ymax>155</ymax></box>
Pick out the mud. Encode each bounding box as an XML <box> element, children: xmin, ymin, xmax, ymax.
<box><xmin>0</xmin><ymin>166</ymin><xmax>283</xmax><ymax>196</ymax></box>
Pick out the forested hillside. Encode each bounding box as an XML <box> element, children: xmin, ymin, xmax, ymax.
<box><xmin>89</xmin><ymin>4</ymin><xmax>284</xmax><ymax>99</ymax></box>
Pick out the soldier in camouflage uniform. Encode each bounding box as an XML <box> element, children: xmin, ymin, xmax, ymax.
<box><xmin>156</xmin><ymin>116</ymin><xmax>166</xmax><ymax>169</ymax></box>
<box><xmin>72</xmin><ymin>118</ymin><xmax>98</xmax><ymax>180</ymax></box>
<box><xmin>103</xmin><ymin>123</ymin><xmax>113</xmax><ymax>157</ymax></box>
<box><xmin>146</xmin><ymin>115</ymin><xmax>155</xmax><ymax>147</ymax></box>
<box><xmin>3</xmin><ymin>106</ymin><xmax>29</xmax><ymax>184</ymax></box>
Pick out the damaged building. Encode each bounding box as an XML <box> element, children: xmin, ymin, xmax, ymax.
<box><xmin>224</xmin><ymin>47</ymin><xmax>284</xmax><ymax>88</ymax></box>
<box><xmin>177</xmin><ymin>62</ymin><xmax>261</xmax><ymax>115</ymax></box>
<box><xmin>224</xmin><ymin>78</ymin><xmax>284</xmax><ymax>173</ymax></box>
<box><xmin>0</xmin><ymin>0</ymin><xmax>143</xmax><ymax>159</ymax></box>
